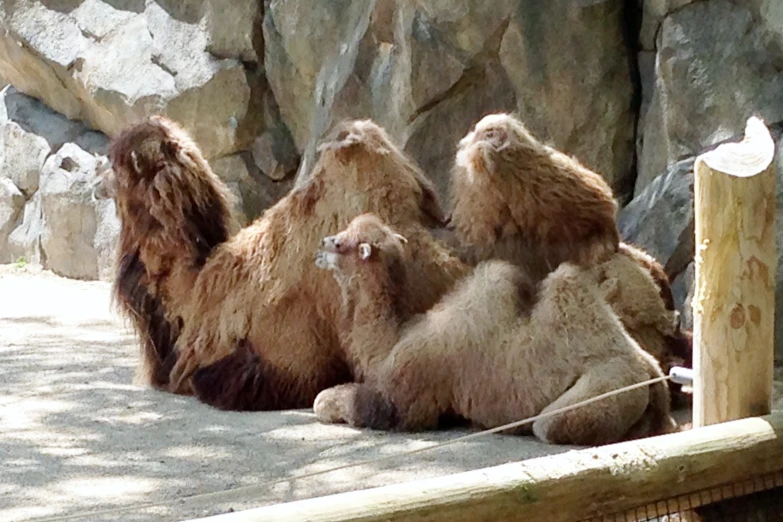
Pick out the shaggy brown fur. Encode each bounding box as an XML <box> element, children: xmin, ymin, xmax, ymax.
<box><xmin>92</xmin><ymin>115</ymin><xmax>236</xmax><ymax>387</ymax></box>
<box><xmin>450</xmin><ymin>113</ymin><xmax>620</xmax><ymax>281</ymax></box>
<box><xmin>614</xmin><ymin>243</ymin><xmax>693</xmax><ymax>407</ymax></box>
<box><xmin>448</xmin><ymin>113</ymin><xmax>692</xmax><ymax>406</ymax></box>
<box><xmin>619</xmin><ymin>243</ymin><xmax>675</xmax><ymax>312</ymax></box>
<box><xmin>594</xmin><ymin>245</ymin><xmax>693</xmax><ymax>405</ymax></box>
<box><xmin>94</xmin><ymin>116</ymin><xmax>469</xmax><ymax>410</ymax></box>
<box><xmin>313</xmin><ymin>214</ymin><xmax>677</xmax><ymax>446</ymax></box>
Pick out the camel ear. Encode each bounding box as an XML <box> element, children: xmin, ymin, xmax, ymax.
<box><xmin>393</xmin><ymin>233</ymin><xmax>408</xmax><ymax>244</ymax></box>
<box><xmin>131</xmin><ymin>151</ymin><xmax>141</xmax><ymax>174</ymax></box>
<box><xmin>359</xmin><ymin>243</ymin><xmax>372</xmax><ymax>260</ymax></box>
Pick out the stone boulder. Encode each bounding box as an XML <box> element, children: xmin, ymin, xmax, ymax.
<box><xmin>619</xmin><ymin>157</ymin><xmax>694</xmax><ymax>279</ymax></box>
<box><xmin>0</xmin><ymin>85</ymin><xmax>109</xmax><ymax>156</ymax></box>
<box><xmin>264</xmin><ymin>0</ymin><xmax>636</xmax><ymax>200</ymax></box>
<box><xmin>0</xmin><ymin>120</ymin><xmax>51</xmax><ymax>196</ymax></box>
<box><xmin>638</xmin><ymin>0</ymin><xmax>698</xmax><ymax>51</ymax></box>
<box><xmin>38</xmin><ymin>143</ymin><xmax>118</xmax><ymax>280</ymax></box>
<box><xmin>6</xmin><ymin>191</ymin><xmax>43</xmax><ymax>267</ymax></box>
<box><xmin>636</xmin><ymin>0</ymin><xmax>783</xmax><ymax>194</ymax></box>
<box><xmin>251</xmin><ymin>127</ymin><xmax>299</xmax><ymax>182</ymax></box>
<box><xmin>210</xmin><ymin>152</ymin><xmax>294</xmax><ymax>228</ymax></box>
<box><xmin>0</xmin><ymin>177</ymin><xmax>24</xmax><ymax>262</ymax></box>
<box><xmin>204</xmin><ymin>0</ymin><xmax>260</xmax><ymax>62</ymax></box>
<box><xmin>0</xmin><ymin>0</ymin><xmax>262</xmax><ymax>160</ymax></box>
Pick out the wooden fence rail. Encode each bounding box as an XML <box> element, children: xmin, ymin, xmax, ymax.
<box><xmin>187</xmin><ymin>412</ymin><xmax>783</xmax><ymax>522</ymax></box>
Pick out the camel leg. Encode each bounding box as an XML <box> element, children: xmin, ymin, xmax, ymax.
<box><xmin>532</xmin><ymin>357</ymin><xmax>651</xmax><ymax>446</ymax></box>
<box><xmin>169</xmin><ymin>348</ymin><xmax>198</xmax><ymax>395</ymax></box>
<box><xmin>380</xmin><ymin>355</ymin><xmax>445</xmax><ymax>432</ymax></box>
<box><xmin>314</xmin><ymin>352</ymin><xmax>445</xmax><ymax>432</ymax></box>
<box><xmin>314</xmin><ymin>383</ymin><xmax>399</xmax><ymax>430</ymax></box>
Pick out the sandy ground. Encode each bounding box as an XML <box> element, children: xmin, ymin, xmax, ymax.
<box><xmin>2</xmin><ymin>265</ymin><xmax>781</xmax><ymax>522</ymax></box>
<box><xmin>0</xmin><ymin>265</ymin><xmax>581</xmax><ymax>522</ymax></box>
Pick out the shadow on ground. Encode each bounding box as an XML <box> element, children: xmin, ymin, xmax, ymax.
<box><xmin>0</xmin><ymin>270</ymin><xmax>576</xmax><ymax>522</ymax></box>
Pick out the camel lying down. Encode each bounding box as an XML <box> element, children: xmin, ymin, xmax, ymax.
<box><xmin>312</xmin><ymin>214</ymin><xmax>677</xmax><ymax>446</ymax></box>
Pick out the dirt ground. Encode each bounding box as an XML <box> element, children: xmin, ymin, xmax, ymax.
<box><xmin>0</xmin><ymin>265</ymin><xmax>578</xmax><ymax>522</ymax></box>
<box><xmin>1</xmin><ymin>264</ymin><xmax>781</xmax><ymax>522</ymax></box>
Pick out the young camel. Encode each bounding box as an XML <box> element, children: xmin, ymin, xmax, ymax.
<box><xmin>313</xmin><ymin>214</ymin><xmax>677</xmax><ymax>446</ymax></box>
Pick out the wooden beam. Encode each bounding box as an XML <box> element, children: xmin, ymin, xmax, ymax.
<box><xmin>692</xmin><ymin>116</ymin><xmax>777</xmax><ymax>428</ymax></box>
<box><xmin>185</xmin><ymin>411</ymin><xmax>783</xmax><ymax>522</ymax></box>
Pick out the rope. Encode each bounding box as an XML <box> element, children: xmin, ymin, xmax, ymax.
<box><xmin>30</xmin><ymin>374</ymin><xmax>674</xmax><ymax>522</ymax></box>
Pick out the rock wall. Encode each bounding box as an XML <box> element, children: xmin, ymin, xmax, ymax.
<box><xmin>0</xmin><ymin>0</ymin><xmax>781</xmax><ymax>360</ymax></box>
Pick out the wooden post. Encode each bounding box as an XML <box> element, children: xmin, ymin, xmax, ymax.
<box><xmin>184</xmin><ymin>412</ymin><xmax>783</xmax><ymax>522</ymax></box>
<box><xmin>693</xmin><ymin>116</ymin><xmax>777</xmax><ymax>428</ymax></box>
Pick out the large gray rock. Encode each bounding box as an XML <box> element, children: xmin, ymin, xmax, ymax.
<box><xmin>638</xmin><ymin>0</ymin><xmax>698</xmax><ymax>50</ymax></box>
<box><xmin>210</xmin><ymin>153</ymin><xmax>256</xmax><ymax>227</ymax></box>
<box><xmin>204</xmin><ymin>0</ymin><xmax>261</xmax><ymax>62</ymax></box>
<box><xmin>619</xmin><ymin>157</ymin><xmax>694</xmax><ymax>279</ymax></box>
<box><xmin>210</xmin><ymin>152</ymin><xmax>294</xmax><ymax>226</ymax></box>
<box><xmin>93</xmin><ymin>197</ymin><xmax>119</xmax><ymax>281</ymax></box>
<box><xmin>636</xmin><ymin>0</ymin><xmax>783</xmax><ymax>194</ymax></box>
<box><xmin>749</xmin><ymin>0</ymin><xmax>783</xmax><ymax>54</ymax></box>
<box><xmin>251</xmin><ymin>127</ymin><xmax>299</xmax><ymax>182</ymax></box>
<box><xmin>0</xmin><ymin>0</ymin><xmax>259</xmax><ymax>159</ymax></box>
<box><xmin>405</xmin><ymin>59</ymin><xmax>516</xmax><ymax>202</ymax></box>
<box><xmin>499</xmin><ymin>0</ymin><xmax>636</xmax><ymax>190</ymax></box>
<box><xmin>38</xmin><ymin>143</ymin><xmax>117</xmax><ymax>280</ymax></box>
<box><xmin>636</xmin><ymin>50</ymin><xmax>656</xmax><ymax>173</ymax></box>
<box><xmin>0</xmin><ymin>85</ymin><xmax>108</xmax><ymax>155</ymax></box>
<box><xmin>6</xmin><ymin>190</ymin><xmax>43</xmax><ymax>266</ymax></box>
<box><xmin>263</xmin><ymin>0</ymin><xmax>378</xmax><ymax>181</ymax></box>
<box><xmin>264</xmin><ymin>0</ymin><xmax>636</xmax><ymax>197</ymax></box>
<box><xmin>0</xmin><ymin>177</ymin><xmax>24</xmax><ymax>262</ymax></box>
<box><xmin>0</xmin><ymin>121</ymin><xmax>51</xmax><ymax>196</ymax></box>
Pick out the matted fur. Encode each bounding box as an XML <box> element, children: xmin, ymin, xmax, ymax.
<box><xmin>450</xmin><ymin>113</ymin><xmax>620</xmax><ymax>280</ymax></box>
<box><xmin>94</xmin><ymin>115</ymin><xmax>235</xmax><ymax>388</ymax></box>
<box><xmin>594</xmin><ymin>246</ymin><xmax>692</xmax><ymax>374</ymax></box>
<box><xmin>97</xmin><ymin>116</ymin><xmax>469</xmax><ymax>410</ymax></box>
<box><xmin>613</xmin><ymin>243</ymin><xmax>693</xmax><ymax>406</ymax></box>
<box><xmin>448</xmin><ymin>113</ymin><xmax>692</xmax><ymax>405</ymax></box>
<box><xmin>313</xmin><ymin>214</ymin><xmax>677</xmax><ymax>446</ymax></box>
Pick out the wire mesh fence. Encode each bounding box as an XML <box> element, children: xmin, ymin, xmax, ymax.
<box><xmin>581</xmin><ymin>471</ymin><xmax>783</xmax><ymax>522</ymax></box>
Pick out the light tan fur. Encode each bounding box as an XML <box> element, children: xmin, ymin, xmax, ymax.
<box><xmin>447</xmin><ymin>113</ymin><xmax>692</xmax><ymax>404</ymax></box>
<box><xmin>168</xmin><ymin>119</ymin><xmax>470</xmax><ymax>406</ymax></box>
<box><xmin>95</xmin><ymin>116</ymin><xmax>469</xmax><ymax>410</ymax></box>
<box><xmin>595</xmin><ymin>246</ymin><xmax>690</xmax><ymax>372</ymax></box>
<box><xmin>450</xmin><ymin>113</ymin><xmax>620</xmax><ymax>281</ymax></box>
<box><xmin>313</xmin><ymin>214</ymin><xmax>677</xmax><ymax>446</ymax></box>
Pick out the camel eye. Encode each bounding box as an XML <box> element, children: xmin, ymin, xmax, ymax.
<box><xmin>482</xmin><ymin>128</ymin><xmax>507</xmax><ymax>149</ymax></box>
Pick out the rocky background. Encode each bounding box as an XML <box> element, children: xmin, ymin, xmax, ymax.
<box><xmin>0</xmin><ymin>0</ymin><xmax>781</xmax><ymax>361</ymax></box>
